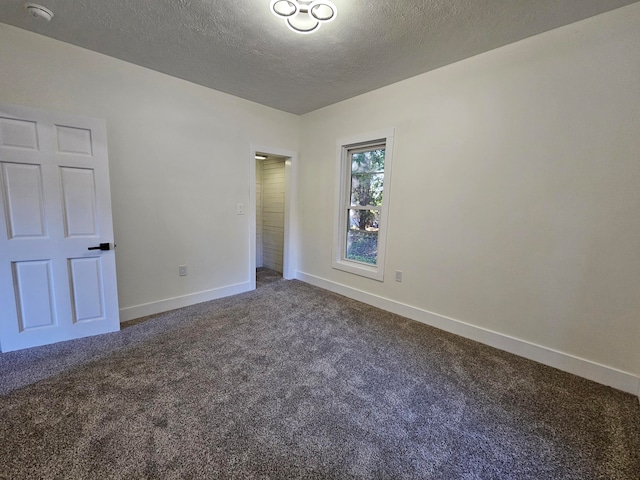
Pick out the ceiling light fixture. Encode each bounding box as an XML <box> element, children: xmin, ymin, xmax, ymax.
<box><xmin>255</xmin><ymin>154</ymin><xmax>268</xmax><ymax>160</ymax></box>
<box><xmin>24</xmin><ymin>3</ymin><xmax>54</xmax><ymax>21</ymax></box>
<box><xmin>270</xmin><ymin>0</ymin><xmax>337</xmax><ymax>34</ymax></box>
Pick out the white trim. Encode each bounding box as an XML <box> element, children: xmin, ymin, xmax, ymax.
<box><xmin>249</xmin><ymin>144</ymin><xmax>298</xmax><ymax>285</ymax></box>
<box><xmin>296</xmin><ymin>270</ymin><xmax>640</xmax><ymax>396</ymax></box>
<box><xmin>119</xmin><ymin>281</ymin><xmax>251</xmax><ymax>322</ymax></box>
<box><xmin>333</xmin><ymin>128</ymin><xmax>395</xmax><ymax>282</ymax></box>
<box><xmin>337</xmin><ymin>129</ymin><xmax>396</xmax><ymax>149</ymax></box>
<box><xmin>249</xmin><ymin>151</ymin><xmax>257</xmax><ymax>291</ymax></box>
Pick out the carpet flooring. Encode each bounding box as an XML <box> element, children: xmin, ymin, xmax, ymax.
<box><xmin>1</xmin><ymin>269</ymin><xmax>639</xmax><ymax>479</ymax></box>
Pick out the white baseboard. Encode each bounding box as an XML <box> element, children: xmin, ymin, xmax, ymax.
<box><xmin>296</xmin><ymin>271</ymin><xmax>640</xmax><ymax>397</ymax></box>
<box><xmin>119</xmin><ymin>281</ymin><xmax>253</xmax><ymax>323</ymax></box>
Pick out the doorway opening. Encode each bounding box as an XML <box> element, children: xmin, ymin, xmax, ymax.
<box><xmin>255</xmin><ymin>153</ymin><xmax>286</xmax><ymax>286</ymax></box>
<box><xmin>249</xmin><ymin>146</ymin><xmax>297</xmax><ymax>291</ymax></box>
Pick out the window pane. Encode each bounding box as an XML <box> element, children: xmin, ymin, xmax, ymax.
<box><xmin>350</xmin><ymin>173</ymin><xmax>383</xmax><ymax>206</ymax></box>
<box><xmin>351</xmin><ymin>149</ymin><xmax>385</xmax><ymax>174</ymax></box>
<box><xmin>346</xmin><ymin>209</ymin><xmax>379</xmax><ymax>265</ymax></box>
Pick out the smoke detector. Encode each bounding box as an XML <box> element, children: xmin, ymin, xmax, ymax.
<box><xmin>25</xmin><ymin>3</ymin><xmax>54</xmax><ymax>21</ymax></box>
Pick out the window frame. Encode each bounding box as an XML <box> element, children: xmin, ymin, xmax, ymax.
<box><xmin>332</xmin><ymin>129</ymin><xmax>395</xmax><ymax>281</ymax></box>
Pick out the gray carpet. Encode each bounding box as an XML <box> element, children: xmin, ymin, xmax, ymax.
<box><xmin>1</xmin><ymin>269</ymin><xmax>639</xmax><ymax>479</ymax></box>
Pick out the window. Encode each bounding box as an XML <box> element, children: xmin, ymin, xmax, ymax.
<box><xmin>333</xmin><ymin>129</ymin><xmax>394</xmax><ymax>281</ymax></box>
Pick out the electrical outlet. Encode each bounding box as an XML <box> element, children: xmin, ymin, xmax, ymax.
<box><xmin>179</xmin><ymin>265</ymin><xmax>188</xmax><ymax>276</ymax></box>
<box><xmin>236</xmin><ymin>203</ymin><xmax>245</xmax><ymax>215</ymax></box>
<box><xmin>395</xmin><ymin>270</ymin><xmax>403</xmax><ymax>282</ymax></box>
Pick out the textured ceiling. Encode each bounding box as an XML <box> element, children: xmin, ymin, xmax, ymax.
<box><xmin>1</xmin><ymin>0</ymin><xmax>638</xmax><ymax>114</ymax></box>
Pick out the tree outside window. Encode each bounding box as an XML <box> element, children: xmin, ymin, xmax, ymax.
<box><xmin>346</xmin><ymin>147</ymin><xmax>385</xmax><ymax>265</ymax></box>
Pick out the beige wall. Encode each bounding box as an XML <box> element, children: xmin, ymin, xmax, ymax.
<box><xmin>298</xmin><ymin>4</ymin><xmax>640</xmax><ymax>378</ymax></box>
<box><xmin>0</xmin><ymin>24</ymin><xmax>299</xmax><ymax>315</ymax></box>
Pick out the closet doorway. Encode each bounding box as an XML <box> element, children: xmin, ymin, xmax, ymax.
<box><xmin>255</xmin><ymin>153</ymin><xmax>286</xmax><ymax>277</ymax></box>
<box><xmin>249</xmin><ymin>145</ymin><xmax>297</xmax><ymax>290</ymax></box>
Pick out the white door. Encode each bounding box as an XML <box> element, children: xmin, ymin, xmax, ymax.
<box><xmin>0</xmin><ymin>104</ymin><xmax>120</xmax><ymax>352</ymax></box>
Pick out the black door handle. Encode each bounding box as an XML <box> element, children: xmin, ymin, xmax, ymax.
<box><xmin>88</xmin><ymin>243</ymin><xmax>114</xmax><ymax>251</ymax></box>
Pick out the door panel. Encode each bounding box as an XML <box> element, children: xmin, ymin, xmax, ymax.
<box><xmin>60</xmin><ymin>167</ymin><xmax>98</xmax><ymax>237</ymax></box>
<box><xmin>69</xmin><ymin>257</ymin><xmax>104</xmax><ymax>322</ymax></box>
<box><xmin>0</xmin><ymin>117</ymin><xmax>39</xmax><ymax>150</ymax></box>
<box><xmin>56</xmin><ymin>125</ymin><xmax>93</xmax><ymax>156</ymax></box>
<box><xmin>0</xmin><ymin>104</ymin><xmax>119</xmax><ymax>352</ymax></box>
<box><xmin>1</xmin><ymin>162</ymin><xmax>47</xmax><ymax>238</ymax></box>
<box><xmin>12</xmin><ymin>260</ymin><xmax>57</xmax><ymax>330</ymax></box>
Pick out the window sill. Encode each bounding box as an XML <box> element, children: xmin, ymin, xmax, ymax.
<box><xmin>332</xmin><ymin>258</ymin><xmax>384</xmax><ymax>282</ymax></box>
